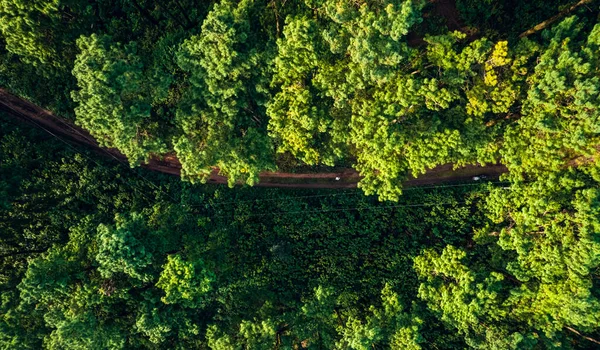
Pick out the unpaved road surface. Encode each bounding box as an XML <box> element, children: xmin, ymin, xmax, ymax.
<box><xmin>0</xmin><ymin>88</ymin><xmax>507</xmax><ymax>189</ymax></box>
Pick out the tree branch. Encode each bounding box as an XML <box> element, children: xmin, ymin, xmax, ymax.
<box><xmin>519</xmin><ymin>0</ymin><xmax>595</xmax><ymax>38</ymax></box>
<box><xmin>565</xmin><ymin>326</ymin><xmax>600</xmax><ymax>345</ymax></box>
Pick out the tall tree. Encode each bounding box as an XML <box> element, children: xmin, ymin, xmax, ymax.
<box><xmin>175</xmin><ymin>0</ymin><xmax>277</xmax><ymax>186</ymax></box>
<box><xmin>71</xmin><ymin>34</ymin><xmax>170</xmax><ymax>165</ymax></box>
<box><xmin>502</xmin><ymin>17</ymin><xmax>600</xmax><ymax>179</ymax></box>
<box><xmin>0</xmin><ymin>0</ymin><xmax>89</xmax><ymax>72</ymax></box>
<box><xmin>414</xmin><ymin>245</ymin><xmax>539</xmax><ymax>349</ymax></box>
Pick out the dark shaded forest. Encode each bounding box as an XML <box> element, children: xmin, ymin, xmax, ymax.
<box><xmin>1</xmin><ymin>0</ymin><xmax>600</xmax><ymax>348</ymax></box>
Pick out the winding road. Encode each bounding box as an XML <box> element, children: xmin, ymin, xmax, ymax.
<box><xmin>0</xmin><ymin>88</ymin><xmax>508</xmax><ymax>189</ymax></box>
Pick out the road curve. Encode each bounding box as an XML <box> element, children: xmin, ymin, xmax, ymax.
<box><xmin>0</xmin><ymin>88</ymin><xmax>508</xmax><ymax>189</ymax></box>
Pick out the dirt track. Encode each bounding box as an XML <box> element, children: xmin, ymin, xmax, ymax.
<box><xmin>0</xmin><ymin>0</ymin><xmax>509</xmax><ymax>190</ymax></box>
<box><xmin>0</xmin><ymin>88</ymin><xmax>508</xmax><ymax>189</ymax></box>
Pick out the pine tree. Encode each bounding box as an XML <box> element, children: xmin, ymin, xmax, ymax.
<box><xmin>414</xmin><ymin>245</ymin><xmax>539</xmax><ymax>349</ymax></box>
<box><xmin>338</xmin><ymin>284</ymin><xmax>424</xmax><ymax>349</ymax></box>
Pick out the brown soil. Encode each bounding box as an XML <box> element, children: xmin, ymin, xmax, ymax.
<box><xmin>0</xmin><ymin>88</ymin><xmax>508</xmax><ymax>189</ymax></box>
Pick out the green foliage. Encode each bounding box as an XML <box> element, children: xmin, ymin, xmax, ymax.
<box><xmin>175</xmin><ymin>0</ymin><xmax>276</xmax><ymax>186</ymax></box>
<box><xmin>414</xmin><ymin>246</ymin><xmax>537</xmax><ymax>349</ymax></box>
<box><xmin>71</xmin><ymin>34</ymin><xmax>169</xmax><ymax>165</ymax></box>
<box><xmin>268</xmin><ymin>0</ymin><xmax>434</xmax><ymax>200</ymax></box>
<box><xmin>96</xmin><ymin>213</ymin><xmax>154</xmax><ymax>282</ymax></box>
<box><xmin>502</xmin><ymin>18</ymin><xmax>600</xmax><ymax>178</ymax></box>
<box><xmin>410</xmin><ymin>19</ymin><xmax>600</xmax><ymax>344</ymax></box>
<box><xmin>338</xmin><ymin>284</ymin><xmax>424</xmax><ymax>349</ymax></box>
<box><xmin>413</xmin><ymin>168</ymin><xmax>600</xmax><ymax>348</ymax></box>
<box><xmin>2</xmin><ymin>114</ymin><xmax>491</xmax><ymax>348</ymax></box>
<box><xmin>2</xmin><ymin>3</ymin><xmax>600</xmax><ymax>349</ymax></box>
<box><xmin>17</xmin><ymin>222</ymin><xmax>128</xmax><ymax>350</ymax></box>
<box><xmin>456</xmin><ymin>0</ymin><xmax>578</xmax><ymax>39</ymax></box>
<box><xmin>156</xmin><ymin>254</ymin><xmax>214</xmax><ymax>308</ymax></box>
<box><xmin>484</xmin><ymin>175</ymin><xmax>600</xmax><ymax>338</ymax></box>
<box><xmin>268</xmin><ymin>16</ymin><xmax>344</xmax><ymax>165</ymax></box>
<box><xmin>0</xmin><ymin>39</ymin><xmax>76</xmax><ymax>117</ymax></box>
<box><xmin>206</xmin><ymin>324</ymin><xmax>237</xmax><ymax>350</ymax></box>
<box><xmin>2</xmin><ymin>0</ymin><xmax>597</xmax><ymax>203</ymax></box>
<box><xmin>0</xmin><ymin>0</ymin><xmax>84</xmax><ymax>71</ymax></box>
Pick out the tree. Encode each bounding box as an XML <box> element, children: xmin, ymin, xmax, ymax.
<box><xmin>290</xmin><ymin>286</ymin><xmax>339</xmax><ymax>348</ymax></box>
<box><xmin>16</xmin><ymin>221</ymin><xmax>129</xmax><ymax>350</ymax></box>
<box><xmin>502</xmin><ymin>18</ymin><xmax>600</xmax><ymax>179</ymax></box>
<box><xmin>349</xmin><ymin>30</ymin><xmax>504</xmax><ymax>200</ymax></box>
<box><xmin>3</xmin><ymin>6</ymin><xmax>600</xmax><ymax>348</ymax></box>
<box><xmin>338</xmin><ymin>284</ymin><xmax>424</xmax><ymax>349</ymax></box>
<box><xmin>267</xmin><ymin>0</ymin><xmax>533</xmax><ymax>200</ymax></box>
<box><xmin>71</xmin><ymin>34</ymin><xmax>170</xmax><ymax>166</ymax></box>
<box><xmin>414</xmin><ymin>245</ymin><xmax>539</xmax><ymax>349</ymax></box>
<box><xmin>156</xmin><ymin>254</ymin><xmax>214</xmax><ymax>308</ymax></box>
<box><xmin>134</xmin><ymin>299</ymin><xmax>203</xmax><ymax>347</ymax></box>
<box><xmin>96</xmin><ymin>213</ymin><xmax>154</xmax><ymax>282</ymax></box>
<box><xmin>175</xmin><ymin>0</ymin><xmax>276</xmax><ymax>186</ymax></box>
<box><xmin>268</xmin><ymin>0</ymin><xmax>429</xmax><ymax>200</ymax></box>
<box><xmin>267</xmin><ymin>16</ymin><xmax>347</xmax><ymax>166</ymax></box>
<box><xmin>0</xmin><ymin>0</ymin><xmax>89</xmax><ymax>72</ymax></box>
<box><xmin>484</xmin><ymin>175</ymin><xmax>600</xmax><ymax>341</ymax></box>
<box><xmin>456</xmin><ymin>0</ymin><xmax>579</xmax><ymax>39</ymax></box>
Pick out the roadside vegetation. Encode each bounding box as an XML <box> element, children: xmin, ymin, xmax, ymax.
<box><xmin>1</xmin><ymin>0</ymin><xmax>599</xmax><ymax>348</ymax></box>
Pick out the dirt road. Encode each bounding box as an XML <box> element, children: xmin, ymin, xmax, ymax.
<box><xmin>0</xmin><ymin>88</ymin><xmax>507</xmax><ymax>189</ymax></box>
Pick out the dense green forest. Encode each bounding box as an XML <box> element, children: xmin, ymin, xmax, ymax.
<box><xmin>0</xmin><ymin>0</ymin><xmax>598</xmax><ymax>199</ymax></box>
<box><xmin>1</xmin><ymin>0</ymin><xmax>600</xmax><ymax>349</ymax></box>
<box><xmin>2</xmin><ymin>111</ymin><xmax>599</xmax><ymax>349</ymax></box>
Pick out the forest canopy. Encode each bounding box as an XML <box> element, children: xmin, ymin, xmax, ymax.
<box><xmin>2</xmin><ymin>111</ymin><xmax>600</xmax><ymax>348</ymax></box>
<box><xmin>1</xmin><ymin>0</ymin><xmax>600</xmax><ymax>349</ymax></box>
<box><xmin>0</xmin><ymin>0</ymin><xmax>597</xmax><ymax>200</ymax></box>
